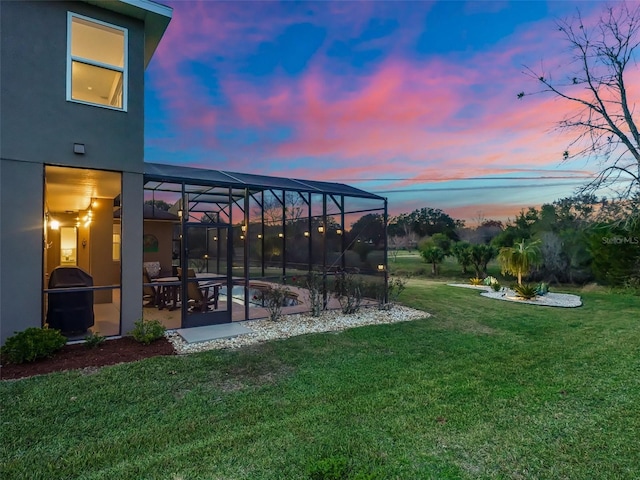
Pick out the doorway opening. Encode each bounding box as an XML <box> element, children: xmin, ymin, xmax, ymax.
<box><xmin>43</xmin><ymin>165</ymin><xmax>122</xmax><ymax>339</ymax></box>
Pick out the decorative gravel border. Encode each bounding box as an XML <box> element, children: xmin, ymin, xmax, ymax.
<box><xmin>448</xmin><ymin>284</ymin><xmax>582</xmax><ymax>308</ymax></box>
<box><xmin>166</xmin><ymin>305</ymin><xmax>429</xmax><ymax>354</ymax></box>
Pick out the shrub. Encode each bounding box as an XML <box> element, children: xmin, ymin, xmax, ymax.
<box><xmin>261</xmin><ymin>285</ymin><xmax>292</xmax><ymax>321</ymax></box>
<box><xmin>483</xmin><ymin>275</ymin><xmax>498</xmax><ymax>286</ymax></box>
<box><xmin>305</xmin><ymin>271</ymin><xmax>325</xmax><ymax>317</ymax></box>
<box><xmin>129</xmin><ymin>319</ymin><xmax>166</xmax><ymax>344</ymax></box>
<box><xmin>353</xmin><ymin>242</ymin><xmax>374</xmax><ymax>262</ymax></box>
<box><xmin>513</xmin><ymin>283</ymin><xmax>538</xmax><ymax>300</ymax></box>
<box><xmin>469</xmin><ymin>277</ymin><xmax>484</xmax><ymax>286</ymax></box>
<box><xmin>1</xmin><ymin>327</ymin><xmax>66</xmax><ymax>364</ymax></box>
<box><xmin>535</xmin><ymin>282</ymin><xmax>550</xmax><ymax>296</ymax></box>
<box><xmin>333</xmin><ymin>271</ymin><xmax>363</xmax><ymax>314</ymax></box>
<box><xmin>366</xmin><ymin>249</ymin><xmax>385</xmax><ymax>269</ymax></box>
<box><xmin>84</xmin><ymin>331</ymin><xmax>106</xmax><ymax>348</ymax></box>
<box><xmin>388</xmin><ymin>277</ymin><xmax>407</xmax><ymax>303</ymax></box>
<box><xmin>491</xmin><ymin>282</ymin><xmax>501</xmax><ymax>292</ymax></box>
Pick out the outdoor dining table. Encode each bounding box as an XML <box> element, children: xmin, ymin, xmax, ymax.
<box><xmin>155</xmin><ymin>276</ymin><xmax>180</xmax><ymax>310</ymax></box>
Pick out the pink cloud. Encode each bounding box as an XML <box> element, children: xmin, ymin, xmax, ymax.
<box><xmin>145</xmin><ymin>1</ymin><xmax>636</xmax><ymax>223</ymax></box>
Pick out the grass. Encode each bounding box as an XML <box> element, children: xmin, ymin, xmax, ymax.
<box><xmin>389</xmin><ymin>250</ymin><xmax>505</xmax><ymax>283</ymax></box>
<box><xmin>1</xmin><ymin>280</ymin><xmax>639</xmax><ymax>479</ymax></box>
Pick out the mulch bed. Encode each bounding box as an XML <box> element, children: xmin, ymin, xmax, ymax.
<box><xmin>0</xmin><ymin>336</ymin><xmax>176</xmax><ymax>381</ymax></box>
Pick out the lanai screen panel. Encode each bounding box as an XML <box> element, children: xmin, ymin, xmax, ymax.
<box><xmin>144</xmin><ymin>162</ymin><xmax>387</xmax><ymax>284</ymax></box>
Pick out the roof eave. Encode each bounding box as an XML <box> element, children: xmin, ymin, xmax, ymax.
<box><xmin>84</xmin><ymin>0</ymin><xmax>172</xmax><ymax>68</ymax></box>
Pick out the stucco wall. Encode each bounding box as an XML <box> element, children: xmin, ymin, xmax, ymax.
<box><xmin>0</xmin><ymin>161</ymin><xmax>44</xmax><ymax>344</ymax></box>
<box><xmin>143</xmin><ymin>221</ymin><xmax>175</xmax><ymax>276</ymax></box>
<box><xmin>0</xmin><ymin>1</ymin><xmax>147</xmax><ymax>344</ymax></box>
<box><xmin>121</xmin><ymin>172</ymin><xmax>144</xmax><ymax>337</ymax></box>
<box><xmin>0</xmin><ymin>0</ymin><xmax>145</xmax><ymax>173</ymax></box>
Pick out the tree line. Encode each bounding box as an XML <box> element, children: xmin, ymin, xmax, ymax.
<box><xmin>384</xmin><ymin>194</ymin><xmax>639</xmax><ymax>288</ymax></box>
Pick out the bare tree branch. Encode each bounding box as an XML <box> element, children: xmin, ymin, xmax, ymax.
<box><xmin>520</xmin><ymin>2</ymin><xmax>640</xmax><ymax>197</ymax></box>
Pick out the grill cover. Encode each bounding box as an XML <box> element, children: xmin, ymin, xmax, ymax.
<box><xmin>46</xmin><ymin>266</ymin><xmax>94</xmax><ymax>334</ymax></box>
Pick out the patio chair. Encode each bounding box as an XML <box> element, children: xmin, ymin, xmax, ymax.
<box><xmin>179</xmin><ymin>268</ymin><xmax>220</xmax><ymax>312</ymax></box>
<box><xmin>143</xmin><ymin>268</ymin><xmax>158</xmax><ymax>307</ymax></box>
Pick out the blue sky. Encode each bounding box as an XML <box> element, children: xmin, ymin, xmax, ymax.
<box><xmin>144</xmin><ymin>0</ymin><xmax>637</xmax><ymax>224</ymax></box>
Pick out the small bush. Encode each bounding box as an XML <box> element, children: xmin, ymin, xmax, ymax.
<box><xmin>374</xmin><ymin>277</ymin><xmax>408</xmax><ymax>309</ymax></box>
<box><xmin>513</xmin><ymin>283</ymin><xmax>538</xmax><ymax>300</ymax></box>
<box><xmin>1</xmin><ymin>327</ymin><xmax>66</xmax><ymax>364</ymax></box>
<box><xmin>129</xmin><ymin>319</ymin><xmax>166</xmax><ymax>344</ymax></box>
<box><xmin>333</xmin><ymin>272</ymin><xmax>363</xmax><ymax>314</ymax></box>
<box><xmin>483</xmin><ymin>275</ymin><xmax>498</xmax><ymax>286</ymax></box>
<box><xmin>306</xmin><ymin>271</ymin><xmax>325</xmax><ymax>317</ymax></box>
<box><xmin>491</xmin><ymin>282</ymin><xmax>501</xmax><ymax>292</ymax></box>
<box><xmin>535</xmin><ymin>282</ymin><xmax>549</xmax><ymax>295</ymax></box>
<box><xmin>469</xmin><ymin>277</ymin><xmax>484</xmax><ymax>286</ymax></box>
<box><xmin>84</xmin><ymin>331</ymin><xmax>106</xmax><ymax>349</ymax></box>
<box><xmin>261</xmin><ymin>285</ymin><xmax>292</xmax><ymax>321</ymax></box>
<box><xmin>388</xmin><ymin>277</ymin><xmax>407</xmax><ymax>302</ymax></box>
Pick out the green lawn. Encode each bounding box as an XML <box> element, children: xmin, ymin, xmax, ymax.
<box><xmin>1</xmin><ymin>281</ymin><xmax>639</xmax><ymax>479</ymax></box>
<box><xmin>389</xmin><ymin>250</ymin><xmax>505</xmax><ymax>282</ymax></box>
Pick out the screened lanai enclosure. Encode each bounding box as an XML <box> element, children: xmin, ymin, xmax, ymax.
<box><xmin>142</xmin><ymin>163</ymin><xmax>388</xmax><ymax>329</ymax></box>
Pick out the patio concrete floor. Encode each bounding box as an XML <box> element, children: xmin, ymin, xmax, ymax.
<box><xmin>176</xmin><ymin>323</ymin><xmax>253</xmax><ymax>343</ymax></box>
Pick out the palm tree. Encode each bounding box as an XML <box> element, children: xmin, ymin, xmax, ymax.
<box><xmin>452</xmin><ymin>241</ymin><xmax>472</xmax><ymax>274</ymax></box>
<box><xmin>498</xmin><ymin>239</ymin><xmax>542</xmax><ymax>285</ymax></box>
<box><xmin>420</xmin><ymin>246</ymin><xmax>445</xmax><ymax>275</ymax></box>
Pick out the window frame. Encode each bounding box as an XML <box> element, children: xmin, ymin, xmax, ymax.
<box><xmin>66</xmin><ymin>12</ymin><xmax>128</xmax><ymax>111</ymax></box>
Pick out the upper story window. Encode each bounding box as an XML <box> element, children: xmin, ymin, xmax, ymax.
<box><xmin>67</xmin><ymin>13</ymin><xmax>128</xmax><ymax>111</ymax></box>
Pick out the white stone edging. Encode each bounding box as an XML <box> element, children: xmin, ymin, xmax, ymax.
<box><xmin>166</xmin><ymin>305</ymin><xmax>429</xmax><ymax>354</ymax></box>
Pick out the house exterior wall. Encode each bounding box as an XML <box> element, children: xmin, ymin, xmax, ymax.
<box><xmin>121</xmin><ymin>172</ymin><xmax>143</xmax><ymax>337</ymax></box>
<box><xmin>0</xmin><ymin>161</ymin><xmax>44</xmax><ymax>343</ymax></box>
<box><xmin>0</xmin><ymin>1</ymin><xmax>149</xmax><ymax>344</ymax></box>
<box><xmin>0</xmin><ymin>0</ymin><xmax>146</xmax><ymax>173</ymax></box>
<box><xmin>143</xmin><ymin>221</ymin><xmax>175</xmax><ymax>276</ymax></box>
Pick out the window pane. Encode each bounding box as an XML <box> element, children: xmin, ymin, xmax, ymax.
<box><xmin>71</xmin><ymin>61</ymin><xmax>123</xmax><ymax>108</ymax></box>
<box><xmin>71</xmin><ymin>17</ymin><xmax>124</xmax><ymax>67</ymax></box>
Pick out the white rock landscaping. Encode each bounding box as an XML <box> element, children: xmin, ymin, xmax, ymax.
<box><xmin>166</xmin><ymin>305</ymin><xmax>429</xmax><ymax>354</ymax></box>
<box><xmin>448</xmin><ymin>284</ymin><xmax>582</xmax><ymax>308</ymax></box>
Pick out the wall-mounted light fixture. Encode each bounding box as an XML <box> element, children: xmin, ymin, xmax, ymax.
<box><xmin>336</xmin><ymin>229</ymin><xmax>343</xmax><ymax>235</ymax></box>
<box><xmin>241</xmin><ymin>225</ymin><xmax>247</xmax><ymax>232</ymax></box>
<box><xmin>304</xmin><ymin>231</ymin><xmax>310</xmax><ymax>237</ymax></box>
<box><xmin>257</xmin><ymin>234</ymin><xmax>263</xmax><ymax>239</ymax></box>
<box><xmin>177</xmin><ymin>209</ymin><xmax>183</xmax><ymax>219</ymax></box>
<box><xmin>317</xmin><ymin>225</ymin><xmax>325</xmax><ymax>233</ymax></box>
<box><xmin>49</xmin><ymin>219</ymin><xmax>60</xmax><ymax>230</ymax></box>
<box><xmin>240</xmin><ymin>234</ymin><xmax>245</xmax><ymax>240</ymax></box>
<box><xmin>278</xmin><ymin>232</ymin><xmax>284</xmax><ymax>238</ymax></box>
<box><xmin>377</xmin><ymin>264</ymin><xmax>386</xmax><ymax>272</ymax></box>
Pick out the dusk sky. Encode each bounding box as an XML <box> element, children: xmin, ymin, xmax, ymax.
<box><xmin>144</xmin><ymin>0</ymin><xmax>639</xmax><ymax>225</ymax></box>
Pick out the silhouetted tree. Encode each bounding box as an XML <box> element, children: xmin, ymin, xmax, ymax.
<box><xmin>520</xmin><ymin>2</ymin><xmax>640</xmax><ymax>198</ymax></box>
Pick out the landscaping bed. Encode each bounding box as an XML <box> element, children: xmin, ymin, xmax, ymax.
<box><xmin>0</xmin><ymin>336</ymin><xmax>175</xmax><ymax>380</ymax></box>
